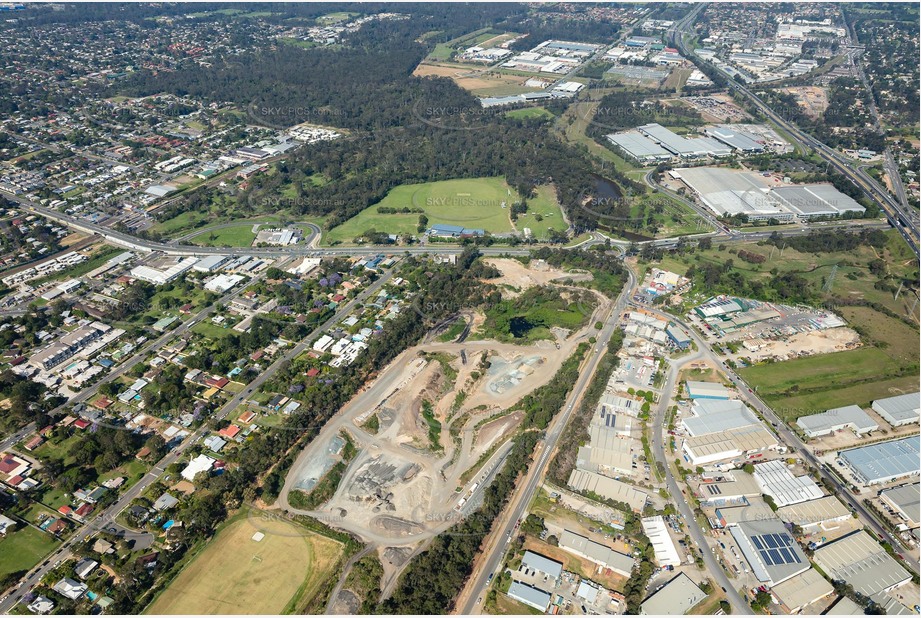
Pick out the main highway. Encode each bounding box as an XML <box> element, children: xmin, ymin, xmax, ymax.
<box><xmin>668</xmin><ymin>4</ymin><xmax>920</xmax><ymax>258</ymax></box>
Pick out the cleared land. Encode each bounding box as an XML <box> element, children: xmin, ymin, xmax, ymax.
<box><xmin>326</xmin><ymin>177</ymin><xmax>560</xmax><ymax>243</ymax></box>
<box><xmin>145</xmin><ymin>511</ymin><xmax>343</xmax><ymax>615</ymax></box>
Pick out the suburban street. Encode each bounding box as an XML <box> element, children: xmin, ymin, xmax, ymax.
<box><xmin>0</xmin><ymin>262</ymin><xmax>398</xmax><ymax>613</ymax></box>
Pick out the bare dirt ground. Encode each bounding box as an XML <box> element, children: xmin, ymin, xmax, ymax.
<box><xmin>276</xmin><ymin>258</ymin><xmax>616</xmax><ymax>597</ymax></box>
<box><xmin>781</xmin><ymin>86</ymin><xmax>829</xmax><ymax>119</ymax></box>
<box><xmin>739</xmin><ymin>327</ymin><xmax>861</xmax><ymax>362</ymax></box>
<box><xmin>484</xmin><ymin>257</ymin><xmax>593</xmax><ymax>295</ymax></box>
<box><xmin>413</xmin><ymin>63</ymin><xmax>531</xmax><ymax>93</ymax></box>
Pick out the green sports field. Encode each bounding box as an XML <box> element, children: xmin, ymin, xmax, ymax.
<box><xmin>0</xmin><ymin>525</ymin><xmax>60</xmax><ymax>580</ymax></box>
<box><xmin>326</xmin><ymin>177</ymin><xmax>565</xmax><ymax>244</ymax></box>
<box><xmin>145</xmin><ymin>510</ymin><xmax>344</xmax><ymax>614</ymax></box>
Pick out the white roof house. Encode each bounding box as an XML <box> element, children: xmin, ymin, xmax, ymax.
<box><xmin>181</xmin><ymin>454</ymin><xmax>215</xmax><ymax>482</ymax></box>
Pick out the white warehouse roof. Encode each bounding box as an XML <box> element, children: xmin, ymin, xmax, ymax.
<box><xmin>753</xmin><ymin>460</ymin><xmax>823</xmax><ymax>507</ymax></box>
<box><xmin>871</xmin><ymin>392</ymin><xmax>920</xmax><ymax>427</ymax></box>
<box><xmin>812</xmin><ymin>530</ymin><xmax>912</xmax><ymax>597</ymax></box>
<box><xmin>796</xmin><ymin>405</ymin><xmax>879</xmax><ymax>438</ymax></box>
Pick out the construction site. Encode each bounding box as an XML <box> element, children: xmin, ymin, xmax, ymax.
<box><xmin>275</xmin><ymin>258</ymin><xmax>615</xmax><ymax>598</ymax></box>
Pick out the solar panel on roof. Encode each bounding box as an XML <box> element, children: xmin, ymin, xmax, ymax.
<box><xmin>764</xmin><ymin>535</ymin><xmax>778</xmax><ymax>548</ymax></box>
<box><xmin>769</xmin><ymin>549</ymin><xmax>782</xmax><ymax>563</ymax></box>
<box><xmin>752</xmin><ymin>536</ymin><xmax>763</xmax><ymax>550</ymax></box>
<box><xmin>779</xmin><ymin>547</ymin><xmax>793</xmax><ymax>563</ymax></box>
<box><xmin>760</xmin><ymin>550</ymin><xmax>773</xmax><ymax>565</ymax></box>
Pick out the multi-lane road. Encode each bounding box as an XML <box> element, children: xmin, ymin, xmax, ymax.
<box><xmin>669</xmin><ymin>5</ymin><xmax>920</xmax><ymax>257</ymax></box>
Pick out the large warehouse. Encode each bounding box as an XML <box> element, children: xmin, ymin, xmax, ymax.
<box><xmin>753</xmin><ymin>459</ymin><xmax>823</xmax><ymax>507</ymax></box>
<box><xmin>681</xmin><ymin>400</ymin><xmax>778</xmax><ymax>466</ymax></box>
<box><xmin>796</xmin><ymin>405</ymin><xmax>879</xmax><ymax>438</ymax></box>
<box><xmin>673</xmin><ymin>167</ymin><xmax>866</xmax><ymax>222</ymax></box>
<box><xmin>682</xmin><ymin>399</ymin><xmax>758</xmax><ymax>435</ymax></box>
<box><xmin>558</xmin><ymin>530</ymin><xmax>635</xmax><ymax>576</ymax></box>
<box><xmin>641</xmin><ymin>573</ymin><xmax>706</xmax><ymax>615</ymax></box>
<box><xmin>729</xmin><ymin>519</ymin><xmax>810</xmax><ymax>586</ymax></box>
<box><xmin>685</xmin><ymin>380</ymin><xmax>731</xmax><ymax>400</ymax></box>
<box><xmin>811</xmin><ymin>530</ymin><xmax>912</xmax><ymax>597</ymax></box>
<box><xmin>879</xmin><ymin>483</ymin><xmax>919</xmax><ymax>529</ymax></box>
<box><xmin>637</xmin><ymin>123</ymin><xmax>733</xmax><ymax>158</ymax></box>
<box><xmin>871</xmin><ymin>392</ymin><xmax>920</xmax><ymax>428</ymax></box>
<box><xmin>568</xmin><ymin>469</ymin><xmax>648</xmax><ymax>511</ymax></box>
<box><xmin>776</xmin><ymin>495</ymin><xmax>851</xmax><ymax>530</ymax></box>
<box><xmin>607</xmin><ymin>131</ymin><xmax>673</xmax><ymax>163</ymax></box>
<box><xmin>838</xmin><ymin>436</ymin><xmax>920</xmax><ymax>486</ymax></box>
<box><xmin>641</xmin><ymin>516</ymin><xmax>683</xmax><ymax>567</ymax></box>
<box><xmin>769</xmin><ymin>568</ymin><xmax>834</xmax><ymax>614</ymax></box>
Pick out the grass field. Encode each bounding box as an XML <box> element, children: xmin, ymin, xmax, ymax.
<box><xmin>505</xmin><ymin>107</ymin><xmax>554</xmax><ymax>121</ymax></box>
<box><xmin>739</xmin><ymin>334</ymin><xmax>917</xmax><ymax>417</ymax></box>
<box><xmin>190</xmin><ymin>224</ymin><xmax>257</xmax><ymax>247</ymax></box>
<box><xmin>145</xmin><ymin>510</ymin><xmax>343</xmax><ymax>615</ymax></box>
<box><xmin>325</xmin><ymin>177</ymin><xmax>526</xmax><ymax>244</ymax></box>
<box><xmin>516</xmin><ymin>185</ymin><xmax>567</xmax><ymax>239</ymax></box>
<box><xmin>0</xmin><ymin>525</ymin><xmax>60</xmax><ymax>580</ymax></box>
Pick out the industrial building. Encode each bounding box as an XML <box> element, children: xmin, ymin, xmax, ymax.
<box><xmin>584</xmin><ymin>425</ymin><xmax>638</xmax><ymax>477</ymax></box>
<box><xmin>879</xmin><ymin>483</ymin><xmax>919</xmax><ymax>529</ymax></box>
<box><xmin>204</xmin><ymin>273</ymin><xmax>245</xmax><ymax>294</ymax></box>
<box><xmin>769</xmin><ymin>568</ymin><xmax>834</xmax><ymax>614</ymax></box>
<box><xmin>771</xmin><ymin>185</ymin><xmax>865</xmax><ymax>218</ymax></box>
<box><xmin>682</xmin><ymin>424</ymin><xmax>778</xmax><ymax>466</ymax></box>
<box><xmin>681</xmin><ymin>400</ymin><xmax>778</xmax><ymax>466</ymax></box>
<box><xmin>838</xmin><ymin>436</ymin><xmax>920</xmax><ymax>486</ymax></box>
<box><xmin>776</xmin><ymin>495</ymin><xmax>851</xmax><ymax>530</ymax></box>
<box><xmin>704</xmin><ymin>125</ymin><xmax>765</xmax><ymax>153</ymax></box>
<box><xmin>568</xmin><ymin>469</ymin><xmax>648</xmax><ymax>512</ymax></box>
<box><xmin>698</xmin><ymin>470</ymin><xmax>762</xmax><ymax>503</ymax></box>
<box><xmin>520</xmin><ymin>550</ymin><xmax>563</xmax><ymax>580</ymax></box>
<box><xmin>752</xmin><ymin>459</ymin><xmax>823</xmax><ymax>507</ymax></box>
<box><xmin>641</xmin><ymin>572</ymin><xmax>706</xmax><ymax>615</ymax></box>
<box><xmin>672</xmin><ymin>167</ymin><xmax>865</xmax><ymax>222</ymax></box>
<box><xmin>729</xmin><ymin>519</ymin><xmax>810</xmax><ymax>586</ymax></box>
<box><xmin>796</xmin><ymin>405</ymin><xmax>879</xmax><ymax>438</ymax></box>
<box><xmin>130</xmin><ymin>256</ymin><xmax>198</xmax><ymax>285</ymax></box>
<box><xmin>428</xmin><ymin>223</ymin><xmax>485</xmax><ymax>238</ymax></box>
<box><xmin>507</xmin><ymin>581</ymin><xmax>551</xmax><ymax>611</ymax></box>
<box><xmin>606</xmin><ymin>131</ymin><xmax>673</xmax><ymax>164</ymax></box>
<box><xmin>192</xmin><ymin>255</ymin><xmax>230</xmax><ymax>273</ymax></box>
<box><xmin>811</xmin><ymin>530</ymin><xmax>912</xmax><ymax>597</ymax></box>
<box><xmin>685</xmin><ymin>380</ymin><xmax>731</xmax><ymax>400</ymax></box>
<box><xmin>682</xmin><ymin>399</ymin><xmax>757</xmax><ymax>436</ymax></box>
<box><xmin>558</xmin><ymin>530</ymin><xmax>635</xmax><ymax>577</ymax></box>
<box><xmin>637</xmin><ymin>123</ymin><xmax>733</xmax><ymax>159</ymax></box>
<box><xmin>714</xmin><ymin>497</ymin><xmax>775</xmax><ymax>527</ymax></box>
<box><xmin>641</xmin><ymin>516</ymin><xmax>682</xmax><ymax>567</ymax></box>
<box><xmin>694</xmin><ymin>296</ymin><xmax>746</xmax><ymax>319</ymax></box>
<box><xmin>871</xmin><ymin>392</ymin><xmax>920</xmax><ymax>428</ymax></box>
<box><xmin>666</xmin><ymin>325</ymin><xmax>692</xmax><ymax>349</ymax></box>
